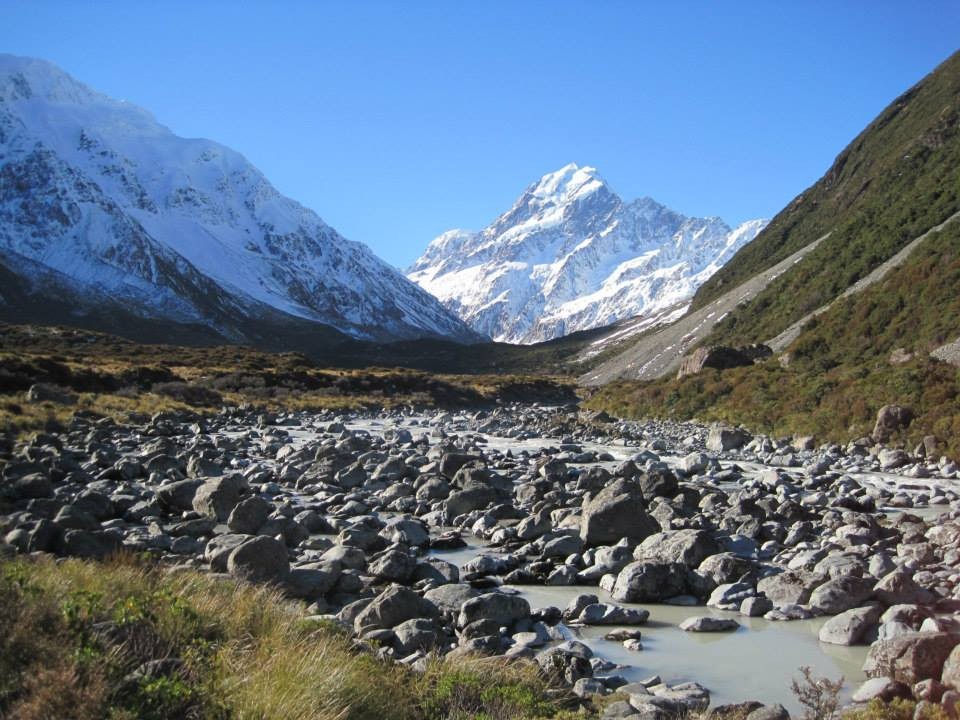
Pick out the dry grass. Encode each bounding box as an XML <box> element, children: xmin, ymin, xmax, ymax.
<box><xmin>0</xmin><ymin>556</ymin><xmax>577</xmax><ymax>720</ymax></box>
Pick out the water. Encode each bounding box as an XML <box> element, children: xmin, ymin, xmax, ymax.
<box><xmin>288</xmin><ymin>412</ymin><xmax>957</xmax><ymax>710</ymax></box>
<box><xmin>517</xmin><ymin>585</ymin><xmax>866</xmax><ymax>712</ymax></box>
<box><xmin>432</xmin><ymin>541</ymin><xmax>866</xmax><ymax>713</ymax></box>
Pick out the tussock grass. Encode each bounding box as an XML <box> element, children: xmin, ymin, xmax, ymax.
<box><xmin>0</xmin><ymin>556</ymin><xmax>577</xmax><ymax>720</ymax></box>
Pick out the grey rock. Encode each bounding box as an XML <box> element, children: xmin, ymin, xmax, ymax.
<box><xmin>679</xmin><ymin>616</ymin><xmax>740</xmax><ymax>632</ymax></box>
<box><xmin>227</xmin><ymin>495</ymin><xmax>272</xmax><ymax>534</ymax></box>
<box><xmin>458</xmin><ymin>592</ymin><xmax>530</xmax><ymax>628</ymax></box>
<box><xmin>226</xmin><ymin>535</ymin><xmax>290</xmax><ymax>583</ymax></box>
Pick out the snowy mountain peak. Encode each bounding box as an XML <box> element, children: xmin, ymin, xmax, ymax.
<box><xmin>0</xmin><ymin>54</ymin><xmax>103</xmax><ymax>106</ymax></box>
<box><xmin>527</xmin><ymin>163</ymin><xmax>607</xmax><ymax>205</ymax></box>
<box><xmin>0</xmin><ymin>54</ymin><xmax>478</xmax><ymax>344</ymax></box>
<box><xmin>408</xmin><ymin>165</ymin><xmax>768</xmax><ymax>343</ymax></box>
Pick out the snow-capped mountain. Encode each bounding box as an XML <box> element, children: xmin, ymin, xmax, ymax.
<box><xmin>408</xmin><ymin>163</ymin><xmax>767</xmax><ymax>343</ymax></box>
<box><xmin>0</xmin><ymin>54</ymin><xmax>478</xmax><ymax>343</ymax></box>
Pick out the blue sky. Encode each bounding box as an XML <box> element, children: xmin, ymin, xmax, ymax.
<box><xmin>2</xmin><ymin>2</ymin><xmax>958</xmax><ymax>268</ymax></box>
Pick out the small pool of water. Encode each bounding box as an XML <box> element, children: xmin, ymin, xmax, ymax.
<box><xmin>517</xmin><ymin>585</ymin><xmax>866</xmax><ymax>712</ymax></box>
<box><xmin>432</xmin><ymin>541</ymin><xmax>866</xmax><ymax>713</ymax></box>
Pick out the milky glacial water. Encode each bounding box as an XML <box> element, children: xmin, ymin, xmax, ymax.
<box><xmin>431</xmin><ymin>543</ymin><xmax>866</xmax><ymax>713</ymax></box>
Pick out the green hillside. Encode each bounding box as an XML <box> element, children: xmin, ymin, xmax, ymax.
<box><xmin>691</xmin><ymin>49</ymin><xmax>960</xmax><ymax>346</ymax></box>
<box><xmin>587</xmin><ymin>222</ymin><xmax>960</xmax><ymax>454</ymax></box>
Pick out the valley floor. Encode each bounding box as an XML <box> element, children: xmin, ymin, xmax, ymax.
<box><xmin>2</xmin><ymin>401</ymin><xmax>959</xmax><ymax>719</ymax></box>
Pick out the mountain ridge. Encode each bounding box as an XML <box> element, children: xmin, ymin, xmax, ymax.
<box><xmin>0</xmin><ymin>53</ymin><xmax>479</xmax><ymax>345</ymax></box>
<box><xmin>408</xmin><ymin>163</ymin><xmax>766</xmax><ymax>344</ymax></box>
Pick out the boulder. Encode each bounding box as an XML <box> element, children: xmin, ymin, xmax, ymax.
<box><xmin>4</xmin><ymin>473</ymin><xmax>53</xmax><ymax>500</ymax></box>
<box><xmin>874</xmin><ymin>570</ymin><xmax>935</xmax><ymax>606</ymax></box>
<box><xmin>634</xmin><ymin>530</ymin><xmax>720</xmax><ymax>569</ymax></box>
<box><xmin>612</xmin><ymin>562</ymin><xmax>688</xmax><ymax>603</ymax></box>
<box><xmin>677</xmin><ymin>345</ymin><xmax>770</xmax><ymax>379</ymax></box>
<box><xmin>422</xmin><ymin>583</ymin><xmax>480</xmax><ymax>616</ymax></box>
<box><xmin>707</xmin><ymin>425</ymin><xmax>752</xmax><ymax>452</ymax></box>
<box><xmin>940</xmin><ymin>644</ymin><xmax>960</xmax><ymax>691</ymax></box>
<box><xmin>393</xmin><ymin>618</ymin><xmax>441</xmax><ymax>656</ymax></box>
<box><xmin>851</xmin><ymin>677</ymin><xmax>912</xmax><ymax>703</ymax></box>
<box><xmin>369</xmin><ymin>549</ymin><xmax>416</xmax><ymax>583</ymax></box>
<box><xmin>192</xmin><ymin>476</ymin><xmax>243</xmax><ymax>521</ymax></box>
<box><xmin>578</xmin><ymin>603</ymin><xmax>650</xmax><ymax>626</ymax></box>
<box><xmin>863</xmin><ymin>633</ymin><xmax>960</xmax><ymax>685</ymax></box>
<box><xmin>156</xmin><ymin>480</ymin><xmax>202</xmax><ymax>512</ymax></box>
<box><xmin>457</xmin><ymin>592</ymin><xmax>530</xmax><ymax>629</ymax></box>
<box><xmin>679</xmin><ymin>616</ymin><xmax>740</xmax><ymax>632</ymax></box>
<box><xmin>757</xmin><ymin>570</ymin><xmax>824</xmax><ymax>606</ymax></box>
<box><xmin>818</xmin><ymin>604</ymin><xmax>883</xmax><ymax>645</ymax></box>
<box><xmin>872</xmin><ymin>405</ymin><xmax>914</xmax><ymax>443</ymax></box>
<box><xmin>580</xmin><ymin>479</ymin><xmax>659</xmax><ymax>546</ymax></box>
<box><xmin>227</xmin><ymin>496</ymin><xmax>272</xmax><ymax>534</ymax></box>
<box><xmin>807</xmin><ymin>576</ymin><xmax>875</xmax><ymax>615</ymax></box>
<box><xmin>226</xmin><ymin>536</ymin><xmax>290</xmax><ymax>583</ymax></box>
<box><xmin>354</xmin><ymin>585</ymin><xmax>439</xmax><ymax>634</ymax></box>
<box><xmin>445</xmin><ymin>486</ymin><xmax>497</xmax><ymax>519</ymax></box>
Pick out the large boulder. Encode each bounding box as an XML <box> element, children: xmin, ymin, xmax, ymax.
<box><xmin>706</xmin><ymin>425</ymin><xmax>752</xmax><ymax>452</ymax></box>
<box><xmin>679</xmin><ymin>616</ymin><xmax>740</xmax><ymax>633</ymax></box>
<box><xmin>677</xmin><ymin>345</ymin><xmax>771</xmax><ymax>379</ymax></box>
<box><xmin>634</xmin><ymin>530</ymin><xmax>720</xmax><ymax>569</ymax></box>
<box><xmin>941</xmin><ymin>644</ymin><xmax>960</xmax><ymax>690</ymax></box>
<box><xmin>193</xmin><ymin>476</ymin><xmax>243</xmax><ymax>521</ymax></box>
<box><xmin>874</xmin><ymin>570</ymin><xmax>935</xmax><ymax>606</ymax></box>
<box><xmin>580</xmin><ymin>479</ymin><xmax>659</xmax><ymax>547</ymax></box>
<box><xmin>439</xmin><ymin>453</ymin><xmax>481</xmax><ymax>479</ymax></box>
<box><xmin>612</xmin><ymin>561</ymin><xmax>688</xmax><ymax>603</ymax></box>
<box><xmin>226</xmin><ymin>536</ymin><xmax>290</xmax><ymax>583</ymax></box>
<box><xmin>156</xmin><ymin>479</ymin><xmax>202</xmax><ymax>512</ymax></box>
<box><xmin>819</xmin><ymin>604</ymin><xmax>883</xmax><ymax>645</ymax></box>
<box><xmin>757</xmin><ymin>570</ymin><xmax>824</xmax><ymax>606</ymax></box>
<box><xmin>457</xmin><ymin>592</ymin><xmax>530</xmax><ymax>629</ymax></box>
<box><xmin>424</xmin><ymin>583</ymin><xmax>480</xmax><ymax>616</ymax></box>
<box><xmin>863</xmin><ymin>633</ymin><xmax>960</xmax><ymax>685</ymax></box>
<box><xmin>807</xmin><ymin>576</ymin><xmax>875</xmax><ymax>615</ymax></box>
<box><xmin>227</xmin><ymin>496</ymin><xmax>272</xmax><ymax>534</ymax></box>
<box><xmin>872</xmin><ymin>405</ymin><xmax>914</xmax><ymax>443</ymax></box>
<box><xmin>354</xmin><ymin>585</ymin><xmax>439</xmax><ymax>634</ymax></box>
<box><xmin>445</xmin><ymin>487</ymin><xmax>498</xmax><ymax>519</ymax></box>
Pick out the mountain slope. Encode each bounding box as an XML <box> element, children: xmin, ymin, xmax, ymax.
<box><xmin>0</xmin><ymin>54</ymin><xmax>478</xmax><ymax>344</ymax></box>
<box><xmin>586</xmin><ymin>220</ymin><xmax>960</xmax><ymax>455</ymax></box>
<box><xmin>408</xmin><ymin>164</ymin><xmax>766</xmax><ymax>344</ymax></box>
<box><xmin>587</xmin><ymin>49</ymin><xmax>960</xmax><ymax>385</ymax></box>
<box><xmin>584</xmin><ymin>50</ymin><xmax>960</xmax><ymax>455</ymax></box>
<box><xmin>691</xmin><ymin>49</ymin><xmax>960</xmax><ymax>345</ymax></box>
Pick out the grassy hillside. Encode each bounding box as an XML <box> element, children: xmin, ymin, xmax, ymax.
<box><xmin>690</xmin><ymin>49</ymin><xmax>960</xmax><ymax>346</ymax></box>
<box><xmin>586</xmin><ymin>223</ymin><xmax>960</xmax><ymax>455</ymax></box>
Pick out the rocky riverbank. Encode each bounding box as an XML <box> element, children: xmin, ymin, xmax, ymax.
<box><xmin>2</xmin><ymin>403</ymin><xmax>959</xmax><ymax>718</ymax></box>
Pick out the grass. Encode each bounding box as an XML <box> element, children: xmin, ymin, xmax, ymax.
<box><xmin>691</xmin><ymin>49</ymin><xmax>960</xmax><ymax>347</ymax></box>
<box><xmin>586</xmin><ymin>224</ymin><xmax>960</xmax><ymax>456</ymax></box>
<box><xmin>0</xmin><ymin>322</ymin><xmax>581</xmax><ymax>439</ymax></box>
<box><xmin>0</xmin><ymin>555</ymin><xmax>579</xmax><ymax>720</ymax></box>
<box><xmin>0</xmin><ymin>558</ymin><xmax>950</xmax><ymax>720</ymax></box>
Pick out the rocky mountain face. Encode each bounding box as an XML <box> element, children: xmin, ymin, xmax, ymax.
<box><xmin>0</xmin><ymin>54</ymin><xmax>478</xmax><ymax>344</ymax></box>
<box><xmin>408</xmin><ymin>163</ymin><xmax>766</xmax><ymax>343</ymax></box>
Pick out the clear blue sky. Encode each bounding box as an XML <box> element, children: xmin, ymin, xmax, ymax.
<box><xmin>3</xmin><ymin>2</ymin><xmax>958</xmax><ymax>268</ymax></box>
